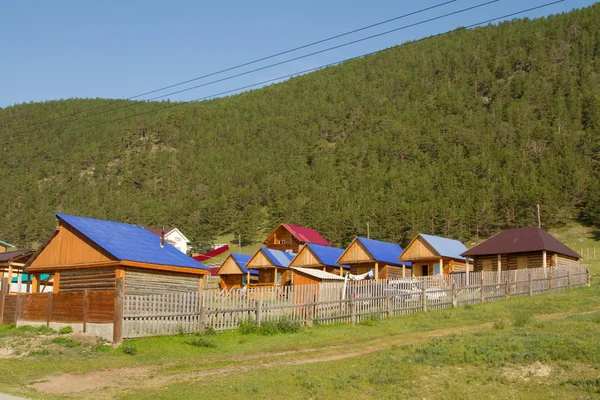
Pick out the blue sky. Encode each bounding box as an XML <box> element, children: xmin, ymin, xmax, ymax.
<box><xmin>1</xmin><ymin>0</ymin><xmax>595</xmax><ymax>108</ymax></box>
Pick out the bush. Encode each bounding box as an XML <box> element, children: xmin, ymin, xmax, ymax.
<box><xmin>493</xmin><ymin>320</ymin><xmax>506</xmax><ymax>330</ymax></box>
<box><xmin>52</xmin><ymin>336</ymin><xmax>81</xmax><ymax>348</ymax></box>
<box><xmin>28</xmin><ymin>349</ymin><xmax>50</xmax><ymax>357</ymax></box>
<box><xmin>185</xmin><ymin>336</ymin><xmax>217</xmax><ymax>348</ymax></box>
<box><xmin>360</xmin><ymin>315</ymin><xmax>380</xmax><ymax>327</ymax></box>
<box><xmin>58</xmin><ymin>326</ymin><xmax>73</xmax><ymax>335</ymax></box>
<box><xmin>202</xmin><ymin>327</ymin><xmax>217</xmax><ymax>336</ymax></box>
<box><xmin>512</xmin><ymin>312</ymin><xmax>531</xmax><ymax>327</ymax></box>
<box><xmin>238</xmin><ymin>317</ymin><xmax>303</xmax><ymax>336</ymax></box>
<box><xmin>238</xmin><ymin>319</ymin><xmax>259</xmax><ymax>335</ymax></box>
<box><xmin>120</xmin><ymin>342</ymin><xmax>137</xmax><ymax>355</ymax></box>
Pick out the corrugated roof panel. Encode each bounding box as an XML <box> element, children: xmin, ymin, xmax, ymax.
<box><xmin>356</xmin><ymin>237</ymin><xmax>405</xmax><ymax>266</ymax></box>
<box><xmin>420</xmin><ymin>234</ymin><xmax>468</xmax><ymax>260</ymax></box>
<box><xmin>262</xmin><ymin>248</ymin><xmax>295</xmax><ymax>267</ymax></box>
<box><xmin>292</xmin><ymin>267</ymin><xmax>345</xmax><ymax>281</ymax></box>
<box><xmin>283</xmin><ymin>224</ymin><xmax>331</xmax><ymax>246</ymax></box>
<box><xmin>230</xmin><ymin>253</ymin><xmax>258</xmax><ymax>275</ymax></box>
<box><xmin>305</xmin><ymin>243</ymin><xmax>349</xmax><ymax>269</ymax></box>
<box><xmin>56</xmin><ymin>214</ymin><xmax>209</xmax><ymax>270</ymax></box>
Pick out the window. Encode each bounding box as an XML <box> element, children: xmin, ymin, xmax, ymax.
<box><xmin>433</xmin><ymin>263</ymin><xmax>441</xmax><ymax>276</ymax></box>
<box><xmin>173</xmin><ymin>237</ymin><xmax>181</xmax><ymax>242</ymax></box>
<box><xmin>279</xmin><ymin>239</ymin><xmax>285</xmax><ymax>245</ymax></box>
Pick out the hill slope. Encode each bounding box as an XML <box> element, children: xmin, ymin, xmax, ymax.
<box><xmin>1</xmin><ymin>5</ymin><xmax>599</xmax><ymax>249</ymax></box>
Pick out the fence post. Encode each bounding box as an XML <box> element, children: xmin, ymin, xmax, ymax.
<box><xmin>548</xmin><ymin>269</ymin><xmax>552</xmax><ymax>293</ymax></box>
<box><xmin>529</xmin><ymin>271</ymin><xmax>533</xmax><ymax>296</ymax></box>
<box><xmin>113</xmin><ymin>277</ymin><xmax>124</xmax><ymax>345</ymax></box>
<box><xmin>586</xmin><ymin>268</ymin><xmax>591</xmax><ymax>287</ymax></box>
<box><xmin>0</xmin><ymin>277</ymin><xmax>8</xmax><ymax>324</ymax></box>
<box><xmin>567</xmin><ymin>269</ymin><xmax>572</xmax><ymax>289</ymax></box>
<box><xmin>307</xmin><ymin>296</ymin><xmax>314</xmax><ymax>327</ymax></box>
<box><xmin>421</xmin><ymin>283</ymin><xmax>427</xmax><ymax>313</ymax></box>
<box><xmin>82</xmin><ymin>289</ymin><xmax>88</xmax><ymax>333</ymax></box>
<box><xmin>350</xmin><ymin>298</ymin><xmax>356</xmax><ymax>325</ymax></box>
<box><xmin>46</xmin><ymin>292</ymin><xmax>53</xmax><ymax>327</ymax></box>
<box><xmin>451</xmin><ymin>280</ymin><xmax>457</xmax><ymax>308</ymax></box>
<box><xmin>199</xmin><ymin>306</ymin><xmax>207</xmax><ymax>330</ymax></box>
<box><xmin>505</xmin><ymin>276</ymin><xmax>510</xmax><ymax>300</ymax></box>
<box><xmin>480</xmin><ymin>274</ymin><xmax>485</xmax><ymax>303</ymax></box>
<box><xmin>386</xmin><ymin>295</ymin><xmax>393</xmax><ymax>318</ymax></box>
<box><xmin>255</xmin><ymin>299</ymin><xmax>262</xmax><ymax>326</ymax></box>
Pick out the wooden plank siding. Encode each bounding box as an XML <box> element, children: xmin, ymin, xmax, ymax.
<box><xmin>59</xmin><ymin>268</ymin><xmax>116</xmax><ymax>292</ymax></box>
<box><xmin>265</xmin><ymin>225</ymin><xmax>302</xmax><ymax>253</ymax></box>
<box><xmin>2</xmin><ymin>295</ymin><xmax>16</xmax><ymax>324</ymax></box>
<box><xmin>124</xmin><ymin>268</ymin><xmax>201</xmax><ymax>295</ymax></box>
<box><xmin>28</xmin><ymin>225</ymin><xmax>114</xmax><ymax>268</ymax></box>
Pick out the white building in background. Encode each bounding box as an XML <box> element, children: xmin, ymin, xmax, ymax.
<box><xmin>145</xmin><ymin>227</ymin><xmax>190</xmax><ymax>254</ymax></box>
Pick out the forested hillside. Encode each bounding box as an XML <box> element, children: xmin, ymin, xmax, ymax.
<box><xmin>1</xmin><ymin>5</ymin><xmax>599</xmax><ymax>250</ymax></box>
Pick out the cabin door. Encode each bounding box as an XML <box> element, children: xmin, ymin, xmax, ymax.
<box><xmin>421</xmin><ymin>265</ymin><xmax>429</xmax><ymax>276</ymax></box>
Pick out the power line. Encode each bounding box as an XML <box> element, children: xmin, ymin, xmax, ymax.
<box><xmin>10</xmin><ymin>0</ymin><xmax>457</xmax><ymax>132</ymax></box>
<box><xmin>35</xmin><ymin>0</ymin><xmax>566</xmax><ymax>135</ymax></box>
<box><xmin>28</xmin><ymin>0</ymin><xmax>500</xmax><ymax>133</ymax></box>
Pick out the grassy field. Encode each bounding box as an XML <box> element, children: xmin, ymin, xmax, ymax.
<box><xmin>0</xmin><ymin>222</ymin><xmax>596</xmax><ymax>399</ymax></box>
<box><xmin>0</xmin><ymin>283</ymin><xmax>595</xmax><ymax>399</ymax></box>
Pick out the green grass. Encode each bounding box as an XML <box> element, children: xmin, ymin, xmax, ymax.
<box><xmin>0</xmin><ymin>285</ymin><xmax>596</xmax><ymax>399</ymax></box>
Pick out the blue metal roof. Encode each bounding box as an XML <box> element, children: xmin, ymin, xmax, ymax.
<box><xmin>356</xmin><ymin>237</ymin><xmax>409</xmax><ymax>266</ymax></box>
<box><xmin>230</xmin><ymin>253</ymin><xmax>258</xmax><ymax>276</ymax></box>
<box><xmin>420</xmin><ymin>234</ymin><xmax>468</xmax><ymax>261</ymax></box>
<box><xmin>56</xmin><ymin>214</ymin><xmax>209</xmax><ymax>271</ymax></box>
<box><xmin>306</xmin><ymin>243</ymin><xmax>349</xmax><ymax>270</ymax></box>
<box><xmin>262</xmin><ymin>248</ymin><xmax>295</xmax><ymax>268</ymax></box>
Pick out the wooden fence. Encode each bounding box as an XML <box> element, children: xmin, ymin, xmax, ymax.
<box><xmin>580</xmin><ymin>247</ymin><xmax>598</xmax><ymax>260</ymax></box>
<box><xmin>121</xmin><ymin>264</ymin><xmax>590</xmax><ymax>339</ymax></box>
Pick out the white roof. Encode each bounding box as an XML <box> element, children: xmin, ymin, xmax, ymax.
<box><xmin>291</xmin><ymin>267</ymin><xmax>345</xmax><ymax>281</ymax></box>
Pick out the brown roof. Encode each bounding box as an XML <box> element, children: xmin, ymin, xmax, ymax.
<box><xmin>461</xmin><ymin>227</ymin><xmax>580</xmax><ymax>259</ymax></box>
<box><xmin>0</xmin><ymin>249</ymin><xmax>35</xmax><ymax>263</ymax></box>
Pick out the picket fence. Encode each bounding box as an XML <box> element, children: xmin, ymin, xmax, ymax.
<box><xmin>121</xmin><ymin>264</ymin><xmax>589</xmax><ymax>338</ymax></box>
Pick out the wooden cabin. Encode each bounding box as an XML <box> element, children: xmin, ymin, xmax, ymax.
<box><xmin>337</xmin><ymin>237</ymin><xmax>409</xmax><ymax>280</ymax></box>
<box><xmin>289</xmin><ymin>243</ymin><xmax>348</xmax><ymax>276</ymax></box>
<box><xmin>291</xmin><ymin>267</ymin><xmax>345</xmax><ymax>286</ymax></box>
<box><xmin>399</xmin><ymin>234</ymin><xmax>470</xmax><ymax>277</ymax></box>
<box><xmin>245</xmin><ymin>248</ymin><xmax>295</xmax><ymax>287</ymax></box>
<box><xmin>216</xmin><ymin>253</ymin><xmax>258</xmax><ymax>289</ymax></box>
<box><xmin>25</xmin><ymin>213</ymin><xmax>210</xmax><ymax>296</ymax></box>
<box><xmin>461</xmin><ymin>227</ymin><xmax>581</xmax><ymax>274</ymax></box>
<box><xmin>0</xmin><ymin>249</ymin><xmax>43</xmax><ymax>293</ymax></box>
<box><xmin>0</xmin><ymin>240</ymin><xmax>14</xmax><ymax>253</ymax></box>
<box><xmin>264</xmin><ymin>224</ymin><xmax>330</xmax><ymax>253</ymax></box>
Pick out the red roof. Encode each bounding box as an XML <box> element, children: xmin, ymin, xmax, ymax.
<box><xmin>461</xmin><ymin>227</ymin><xmax>580</xmax><ymax>259</ymax></box>
<box><xmin>282</xmin><ymin>224</ymin><xmax>330</xmax><ymax>246</ymax></box>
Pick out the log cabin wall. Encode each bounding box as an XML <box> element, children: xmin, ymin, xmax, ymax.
<box><xmin>124</xmin><ymin>268</ymin><xmax>201</xmax><ymax>295</ymax></box>
<box><xmin>59</xmin><ymin>268</ymin><xmax>117</xmax><ymax>292</ymax></box>
<box><xmin>472</xmin><ymin>252</ymin><xmax>578</xmax><ymax>272</ymax></box>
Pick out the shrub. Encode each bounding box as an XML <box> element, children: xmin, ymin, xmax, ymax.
<box><xmin>92</xmin><ymin>338</ymin><xmax>110</xmax><ymax>353</ymax></box>
<box><xmin>493</xmin><ymin>320</ymin><xmax>506</xmax><ymax>330</ymax></box>
<box><xmin>275</xmin><ymin>318</ymin><xmax>303</xmax><ymax>334</ymax></box>
<box><xmin>120</xmin><ymin>342</ymin><xmax>137</xmax><ymax>355</ymax></box>
<box><xmin>512</xmin><ymin>312</ymin><xmax>531</xmax><ymax>327</ymax></box>
<box><xmin>28</xmin><ymin>349</ymin><xmax>50</xmax><ymax>357</ymax></box>
<box><xmin>52</xmin><ymin>336</ymin><xmax>81</xmax><ymax>348</ymax></box>
<box><xmin>238</xmin><ymin>319</ymin><xmax>259</xmax><ymax>335</ymax></box>
<box><xmin>58</xmin><ymin>326</ymin><xmax>73</xmax><ymax>335</ymax></box>
<box><xmin>360</xmin><ymin>314</ymin><xmax>380</xmax><ymax>327</ymax></box>
<box><xmin>185</xmin><ymin>336</ymin><xmax>217</xmax><ymax>348</ymax></box>
<box><xmin>202</xmin><ymin>327</ymin><xmax>217</xmax><ymax>336</ymax></box>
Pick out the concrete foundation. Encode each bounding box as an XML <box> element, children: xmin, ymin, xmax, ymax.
<box><xmin>16</xmin><ymin>320</ymin><xmax>114</xmax><ymax>341</ymax></box>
